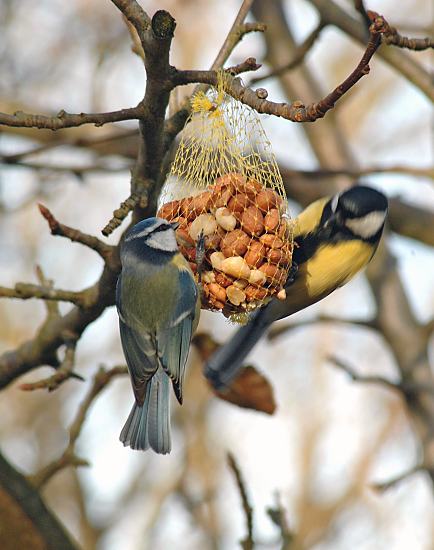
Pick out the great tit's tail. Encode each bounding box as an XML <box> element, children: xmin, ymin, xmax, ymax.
<box><xmin>204</xmin><ymin>309</ymin><xmax>270</xmax><ymax>391</ymax></box>
<box><xmin>120</xmin><ymin>368</ymin><xmax>171</xmax><ymax>454</ymax></box>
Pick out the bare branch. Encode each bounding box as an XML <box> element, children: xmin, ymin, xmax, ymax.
<box><xmin>0</xmin><ymin>283</ymin><xmax>91</xmax><ymax>308</ymax></box>
<box><xmin>101</xmin><ymin>193</ymin><xmax>141</xmax><ymax>236</ymax></box>
<box><xmin>31</xmin><ymin>365</ymin><xmax>127</xmax><ymax>488</ymax></box>
<box><xmin>268</xmin><ymin>315</ymin><xmax>378</xmax><ymax>341</ymax></box>
<box><xmin>371</xmin><ymin>464</ymin><xmax>425</xmax><ymax>492</ymax></box>
<box><xmin>328</xmin><ymin>355</ymin><xmax>403</xmax><ymax>393</ymax></box>
<box><xmin>227</xmin><ymin>453</ymin><xmax>254</xmax><ymax>550</ymax></box>
<box><xmin>369</xmin><ymin>10</ymin><xmax>434</xmax><ymax>50</ymax></box>
<box><xmin>174</xmin><ymin>19</ymin><xmax>385</xmax><ymax>123</ymax></box>
<box><xmin>354</xmin><ymin>0</ymin><xmax>371</xmax><ymax>29</ymax></box>
<box><xmin>0</xmin><ymin>106</ymin><xmax>142</xmax><ymax>130</ymax></box>
<box><xmin>280</xmin><ymin>165</ymin><xmax>434</xmax><ymax>181</ymax></box>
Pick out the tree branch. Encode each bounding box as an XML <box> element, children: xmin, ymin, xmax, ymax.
<box><xmin>227</xmin><ymin>453</ymin><xmax>254</xmax><ymax>550</ymax></box>
<box><xmin>0</xmin><ymin>106</ymin><xmax>142</xmax><ymax>130</ymax></box>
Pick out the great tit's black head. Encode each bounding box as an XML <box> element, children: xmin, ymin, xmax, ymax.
<box><xmin>322</xmin><ymin>185</ymin><xmax>388</xmax><ymax>242</ymax></box>
<box><xmin>124</xmin><ymin>217</ymin><xmax>179</xmax><ymax>253</ymax></box>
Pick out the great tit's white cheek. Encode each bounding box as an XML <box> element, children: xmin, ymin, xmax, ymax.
<box><xmin>345</xmin><ymin>210</ymin><xmax>386</xmax><ymax>239</ymax></box>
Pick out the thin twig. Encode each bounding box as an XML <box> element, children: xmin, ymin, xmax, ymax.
<box><xmin>354</xmin><ymin>0</ymin><xmax>371</xmax><ymax>29</ymax></box>
<box><xmin>328</xmin><ymin>355</ymin><xmax>403</xmax><ymax>393</ymax></box>
<box><xmin>268</xmin><ymin>315</ymin><xmax>378</xmax><ymax>341</ymax></box>
<box><xmin>371</xmin><ymin>464</ymin><xmax>425</xmax><ymax>491</ymax></box>
<box><xmin>227</xmin><ymin>452</ymin><xmax>254</xmax><ymax>550</ymax></box>
<box><xmin>101</xmin><ymin>192</ymin><xmax>141</xmax><ymax>236</ymax></box>
<box><xmin>280</xmin><ymin>165</ymin><xmax>434</xmax><ymax>180</ymax></box>
<box><xmin>368</xmin><ymin>10</ymin><xmax>434</xmax><ymax>50</ymax></box>
<box><xmin>30</xmin><ymin>365</ymin><xmax>127</xmax><ymax>488</ymax></box>
<box><xmin>266</xmin><ymin>493</ymin><xmax>294</xmax><ymax>550</ymax></box>
<box><xmin>19</xmin><ymin>343</ymin><xmax>84</xmax><ymax>392</ymax></box>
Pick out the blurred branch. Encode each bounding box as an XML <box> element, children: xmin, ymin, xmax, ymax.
<box><xmin>19</xmin><ymin>342</ymin><xmax>84</xmax><ymax>392</ymax></box>
<box><xmin>0</xmin><ymin>158</ymin><xmax>131</xmax><ymax>175</ymax></box>
<box><xmin>268</xmin><ymin>314</ymin><xmax>378</xmax><ymax>341</ymax></box>
<box><xmin>101</xmin><ymin>192</ymin><xmax>141</xmax><ymax>236</ymax></box>
<box><xmin>266</xmin><ymin>493</ymin><xmax>294</xmax><ymax>549</ymax></box>
<box><xmin>30</xmin><ymin>365</ymin><xmax>127</xmax><ymax>488</ymax></box>
<box><xmin>354</xmin><ymin>0</ymin><xmax>371</xmax><ymax>29</ymax></box>
<box><xmin>227</xmin><ymin>453</ymin><xmax>254</xmax><ymax>550</ymax></box>
<box><xmin>371</xmin><ymin>463</ymin><xmax>426</xmax><ymax>492</ymax></box>
<box><xmin>250</xmin><ymin>21</ymin><xmax>326</xmax><ymax>83</ymax></box>
<box><xmin>0</xmin><ymin>283</ymin><xmax>91</xmax><ymax>308</ymax></box>
<box><xmin>280</xmin><ymin>165</ymin><xmax>434</xmax><ymax>180</ymax></box>
<box><xmin>0</xmin><ymin>452</ymin><xmax>77</xmax><ymax>549</ymax></box>
<box><xmin>328</xmin><ymin>354</ymin><xmax>403</xmax><ymax>393</ymax></box>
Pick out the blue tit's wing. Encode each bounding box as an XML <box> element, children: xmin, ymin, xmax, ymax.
<box><xmin>157</xmin><ymin>268</ymin><xmax>198</xmax><ymax>404</ymax></box>
<box><xmin>117</xmin><ymin>274</ymin><xmax>159</xmax><ymax>405</ymax></box>
<box><xmin>119</xmin><ymin>320</ymin><xmax>159</xmax><ymax>406</ymax></box>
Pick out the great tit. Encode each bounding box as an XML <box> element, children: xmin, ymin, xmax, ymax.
<box><xmin>205</xmin><ymin>185</ymin><xmax>388</xmax><ymax>389</ymax></box>
<box><xmin>116</xmin><ymin>217</ymin><xmax>200</xmax><ymax>453</ymax></box>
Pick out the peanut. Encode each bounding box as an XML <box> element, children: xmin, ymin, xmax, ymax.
<box><xmin>227</xmin><ymin>193</ymin><xmax>251</xmax><ymax>213</ymax></box>
<box><xmin>215</xmin><ymin>207</ymin><xmax>237</xmax><ymax>232</ymax></box>
<box><xmin>202</xmin><ymin>271</ymin><xmax>215</xmax><ymax>284</ymax></box>
<box><xmin>215</xmin><ymin>272</ymin><xmax>234</xmax><ymax>288</ymax></box>
<box><xmin>244</xmin><ymin>241</ymin><xmax>266</xmax><ymax>268</ymax></box>
<box><xmin>210</xmin><ymin>251</ymin><xmax>225</xmax><ymax>270</ymax></box>
<box><xmin>244</xmin><ymin>285</ymin><xmax>268</xmax><ymax>302</ymax></box>
<box><xmin>208</xmin><ymin>282</ymin><xmax>227</xmax><ymax>303</ymax></box>
<box><xmin>212</xmin><ymin>184</ymin><xmax>234</xmax><ymax>208</ymax></box>
<box><xmin>157</xmin><ymin>200</ymin><xmax>180</xmax><ymax>220</ymax></box>
<box><xmin>220</xmin><ymin>229</ymin><xmax>250</xmax><ymax>257</ymax></box>
<box><xmin>226</xmin><ymin>285</ymin><xmax>246</xmax><ymax>306</ymax></box>
<box><xmin>176</xmin><ymin>227</ymin><xmax>195</xmax><ymax>246</ymax></box>
<box><xmin>267</xmin><ymin>248</ymin><xmax>292</xmax><ymax>265</ymax></box>
<box><xmin>248</xmin><ymin>269</ymin><xmax>266</xmax><ymax>285</ymax></box>
<box><xmin>264</xmin><ymin>209</ymin><xmax>280</xmax><ymax>232</ymax></box>
<box><xmin>189</xmin><ymin>213</ymin><xmax>217</xmax><ymax>241</ymax></box>
<box><xmin>220</xmin><ymin>256</ymin><xmax>251</xmax><ymax>280</ymax></box>
<box><xmin>235</xmin><ymin>178</ymin><xmax>262</xmax><ymax>197</ymax></box>
<box><xmin>233</xmin><ymin>279</ymin><xmax>248</xmax><ymax>289</ymax></box>
<box><xmin>259</xmin><ymin>263</ymin><xmax>286</xmax><ymax>286</ymax></box>
<box><xmin>277</xmin><ymin>289</ymin><xmax>287</xmax><ymax>300</ymax></box>
<box><xmin>259</xmin><ymin>233</ymin><xmax>284</xmax><ymax>249</ymax></box>
<box><xmin>190</xmin><ymin>190</ymin><xmax>213</xmax><ymax>216</ymax></box>
<box><xmin>204</xmin><ymin>233</ymin><xmax>221</xmax><ymax>250</ymax></box>
<box><xmin>256</xmin><ymin>188</ymin><xmax>279</xmax><ymax>212</ymax></box>
<box><xmin>241</xmin><ymin>206</ymin><xmax>264</xmax><ymax>237</ymax></box>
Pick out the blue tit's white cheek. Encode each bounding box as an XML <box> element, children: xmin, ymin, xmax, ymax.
<box><xmin>345</xmin><ymin>210</ymin><xmax>387</xmax><ymax>239</ymax></box>
<box><xmin>146</xmin><ymin>230</ymin><xmax>178</xmax><ymax>252</ymax></box>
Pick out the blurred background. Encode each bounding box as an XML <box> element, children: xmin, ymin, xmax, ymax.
<box><xmin>0</xmin><ymin>0</ymin><xmax>433</xmax><ymax>548</ymax></box>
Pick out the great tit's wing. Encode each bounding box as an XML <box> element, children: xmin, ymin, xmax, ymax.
<box><xmin>157</xmin><ymin>269</ymin><xmax>198</xmax><ymax>404</ymax></box>
<box><xmin>119</xmin><ymin>320</ymin><xmax>159</xmax><ymax>406</ymax></box>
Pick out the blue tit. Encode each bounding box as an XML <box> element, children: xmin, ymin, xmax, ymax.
<box><xmin>205</xmin><ymin>185</ymin><xmax>388</xmax><ymax>389</ymax></box>
<box><xmin>116</xmin><ymin>217</ymin><xmax>200</xmax><ymax>454</ymax></box>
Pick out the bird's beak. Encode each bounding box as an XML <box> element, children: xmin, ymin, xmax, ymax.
<box><xmin>324</xmin><ymin>211</ymin><xmax>341</xmax><ymax>228</ymax></box>
<box><xmin>170</xmin><ymin>221</ymin><xmax>180</xmax><ymax>230</ymax></box>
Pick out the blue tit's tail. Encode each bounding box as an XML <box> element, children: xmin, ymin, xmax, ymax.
<box><xmin>204</xmin><ymin>308</ymin><xmax>271</xmax><ymax>391</ymax></box>
<box><xmin>120</xmin><ymin>368</ymin><xmax>171</xmax><ymax>454</ymax></box>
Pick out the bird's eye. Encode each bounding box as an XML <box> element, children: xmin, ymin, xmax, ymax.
<box><xmin>330</xmin><ymin>193</ymin><xmax>339</xmax><ymax>213</ymax></box>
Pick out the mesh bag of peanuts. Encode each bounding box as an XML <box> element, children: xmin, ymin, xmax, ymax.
<box><xmin>158</xmin><ymin>72</ymin><xmax>293</xmax><ymax>321</ymax></box>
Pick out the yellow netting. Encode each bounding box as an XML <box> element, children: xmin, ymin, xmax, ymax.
<box><xmin>158</xmin><ymin>71</ymin><xmax>293</xmax><ymax>319</ymax></box>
